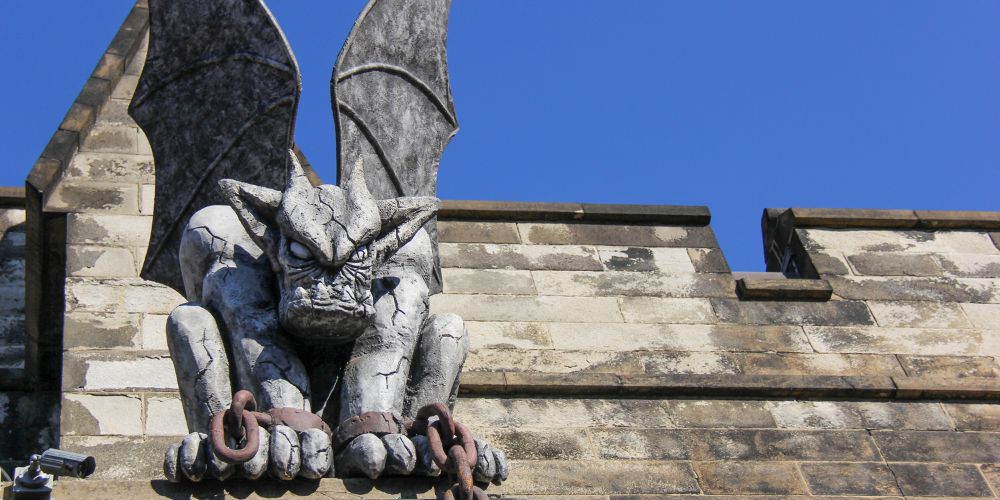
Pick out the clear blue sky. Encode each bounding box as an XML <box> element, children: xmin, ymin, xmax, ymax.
<box><xmin>2</xmin><ymin>1</ymin><xmax>998</xmax><ymax>271</ymax></box>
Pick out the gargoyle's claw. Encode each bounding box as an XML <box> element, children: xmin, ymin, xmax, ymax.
<box><xmin>206</xmin><ymin>440</ymin><xmax>234</xmax><ymax>480</ymax></box>
<box><xmin>411</xmin><ymin>434</ymin><xmax>441</xmax><ymax>477</ymax></box>
<box><xmin>335</xmin><ymin>433</ymin><xmax>386</xmax><ymax>479</ymax></box>
<box><xmin>240</xmin><ymin>426</ymin><xmax>270</xmax><ymax>479</ymax></box>
<box><xmin>299</xmin><ymin>428</ymin><xmax>334</xmax><ymax>478</ymax></box>
<box><xmin>473</xmin><ymin>438</ymin><xmax>509</xmax><ymax>485</ymax></box>
<box><xmin>163</xmin><ymin>443</ymin><xmax>182</xmax><ymax>483</ymax></box>
<box><xmin>269</xmin><ymin>425</ymin><xmax>301</xmax><ymax>479</ymax></box>
<box><xmin>179</xmin><ymin>432</ymin><xmax>208</xmax><ymax>481</ymax></box>
<box><xmin>382</xmin><ymin>433</ymin><xmax>416</xmax><ymax>475</ymax></box>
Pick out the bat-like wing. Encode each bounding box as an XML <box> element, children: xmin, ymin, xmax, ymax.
<box><xmin>129</xmin><ymin>0</ymin><xmax>300</xmax><ymax>294</ymax></box>
<box><xmin>332</xmin><ymin>0</ymin><xmax>458</xmax><ymax>294</ymax></box>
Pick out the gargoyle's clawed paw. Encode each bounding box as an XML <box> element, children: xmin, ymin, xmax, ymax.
<box><xmin>473</xmin><ymin>438</ymin><xmax>509</xmax><ymax>486</ymax></box>
<box><xmin>163</xmin><ymin>426</ymin><xmax>334</xmax><ymax>481</ymax></box>
<box><xmin>335</xmin><ymin>433</ymin><xmax>427</xmax><ymax>479</ymax></box>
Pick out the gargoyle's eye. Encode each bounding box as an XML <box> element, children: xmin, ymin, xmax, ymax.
<box><xmin>289</xmin><ymin>241</ymin><xmax>312</xmax><ymax>260</ymax></box>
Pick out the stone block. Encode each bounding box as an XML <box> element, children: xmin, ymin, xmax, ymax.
<box><xmin>734</xmin><ymin>352</ymin><xmax>904</xmax><ymax>377</ymax></box>
<box><xmin>826</xmin><ymin>275</ymin><xmax>1000</xmax><ymax>303</ymax></box>
<box><xmin>889</xmin><ymin>463</ymin><xmax>993</xmax><ymax>497</ymax></box>
<box><xmin>67</xmin><ymin>213</ymin><xmax>152</xmax><ymax>247</ymax></box>
<box><xmin>893</xmin><ymin>376</ymin><xmax>1000</xmax><ymax>400</ymax></box>
<box><xmin>532</xmin><ymin>270</ymin><xmax>736</xmax><ymax>299</ymax></box>
<box><xmin>440</xmin><ymin>268</ymin><xmax>536</xmax><ymax>295</ymax></box>
<box><xmin>499</xmin><ymin>460</ymin><xmax>699</xmax><ymax>495</ymax></box>
<box><xmin>125</xmin><ymin>31</ymin><xmax>149</xmax><ymax>76</ymax></box>
<box><xmin>440</xmin><ymin>242</ymin><xmax>603</xmax><ymax>271</ymax></box>
<box><xmin>76</xmin><ymin>77</ymin><xmax>112</xmax><ymax>108</ymax></box>
<box><xmin>67</xmin><ymin>245</ymin><xmax>138</xmax><ymax>277</ymax></box>
<box><xmin>806</xmin><ymin>249</ymin><xmax>853</xmax><ymax>275</ymax></box>
<box><xmin>141</xmin><ymin>314</ymin><xmax>169</xmax><ymax>350</ymax></box>
<box><xmin>437</xmin><ymin>221</ymin><xmax>520</xmax><ymax>243</ymax></box>
<box><xmin>619</xmin><ymin>297</ymin><xmax>716</xmax><ymax>324</ymax></box>
<box><xmin>66</xmin><ymin>152</ymin><xmax>154</xmax><ymax>183</ymax></box>
<box><xmin>846</xmin><ymin>253</ymin><xmax>942</xmax><ymax>276</ymax></box>
<box><xmin>805</xmin><ymin>326</ymin><xmax>1000</xmax><ymax>356</ymax></box>
<box><xmin>937</xmin><ymin>253</ymin><xmax>1000</xmax><ymax>278</ymax></box>
<box><xmin>801</xmin><ymin>228</ymin><xmax>999</xmax><ymax>255</ymax></box>
<box><xmin>687</xmin><ymin>248</ymin><xmax>730</xmax><ymax>273</ymax></box>
<box><xmin>63</xmin><ymin>351</ymin><xmax>177</xmax><ymax>391</ymax></box>
<box><xmin>767</xmin><ymin>401</ymin><xmax>951</xmax><ymax>430</ymax></box>
<box><xmin>431</xmin><ymin>294</ymin><xmax>623</xmax><ymax>323</ymax></box>
<box><xmin>140</xmin><ymin>184</ymin><xmax>155</xmax><ymax>214</ymax></box>
<box><xmin>80</xmin><ymin>124</ymin><xmax>139</xmax><ymax>154</ymax></box>
<box><xmin>664</xmin><ymin>400</ymin><xmax>776</xmax><ymax>428</ymax></box>
<box><xmin>517</xmin><ymin>223</ymin><xmax>718</xmax><ymax>248</ymax></box>
<box><xmin>40</xmin><ymin>129</ymin><xmax>79</xmax><ymax>166</ymax></box>
<box><xmin>465</xmin><ymin>321</ymin><xmax>553</xmax><ymax>350</ymax></box>
<box><xmin>59</xmin><ymin>436</ymin><xmax>178</xmax><ymax>480</ymax></box>
<box><xmin>542</xmin><ymin>323</ymin><xmax>811</xmax><ymax>353</ymax></box>
<box><xmin>799</xmin><ymin>462</ymin><xmax>900</xmax><ymax>496</ymax></box>
<box><xmin>45</xmin><ymin>181</ymin><xmax>140</xmax><ymax>214</ymax></box>
<box><xmin>465</xmin><ymin>349</ymin><xmax>643</xmax><ymax>375</ymax></box>
<box><xmin>62</xmin><ymin>393</ymin><xmax>142</xmax><ymax>435</ymax></box>
<box><xmin>100</xmin><ymin>98</ymin><xmax>134</xmax><ymax>125</ymax></box>
<box><xmin>945</xmin><ymin>403</ymin><xmax>1000</xmax><ymax>431</ymax></box>
<box><xmin>898</xmin><ymin>354</ymin><xmax>1000</xmax><ymax>378</ymax></box>
<box><xmin>137</xmin><ymin>128</ymin><xmax>153</xmax><ymax>155</ymax></box>
<box><xmin>478</xmin><ymin>428</ymin><xmax>593</xmax><ymax>460</ymax></box>
<box><xmin>873</xmin><ymin>430</ymin><xmax>1000</xmax><ymax>462</ymax></box>
<box><xmin>735</xmin><ymin>277</ymin><xmax>832</xmax><ymax>301</ymax></box>
<box><xmin>982</xmin><ymin>464</ymin><xmax>1000</xmax><ymax>494</ymax></box>
<box><xmin>60</xmin><ymin>102</ymin><xmax>97</xmax><ymax>133</ymax></box>
<box><xmin>455</xmin><ymin>397</ymin><xmax>675</xmax><ymax>430</ymax></box>
<box><xmin>694</xmin><ymin>462</ymin><xmax>807</xmax><ymax>495</ymax></box>
<box><xmin>711</xmin><ymin>298</ymin><xmax>874</xmax><ymax>326</ymax></box>
<box><xmin>92</xmin><ymin>53</ymin><xmax>125</xmax><ymax>81</ymax></box>
<box><xmin>633</xmin><ymin>352</ymin><xmax>739</xmax><ymax>375</ymax></box>
<box><xmin>597</xmin><ymin>246</ymin><xmax>694</xmax><ymax>273</ymax></box>
<box><xmin>588</xmin><ymin>429</ymin><xmax>688</xmax><ymax>460</ymax></box>
<box><xmin>111</xmin><ymin>74</ymin><xmax>141</xmax><ymax>100</ymax></box>
<box><xmin>687</xmin><ymin>429</ymin><xmax>878</xmax><ymax>461</ymax></box>
<box><xmin>867</xmin><ymin>300</ymin><xmax>972</xmax><ymax>328</ymax></box>
<box><xmin>145</xmin><ymin>395</ymin><xmax>188</xmax><ymax>436</ymax></box>
<box><xmin>914</xmin><ymin>209</ymin><xmax>1000</xmax><ymax>229</ymax></box>
<box><xmin>962</xmin><ymin>302</ymin><xmax>1000</xmax><ymax>329</ymax></box>
<box><xmin>64</xmin><ymin>312</ymin><xmax>139</xmax><ymax>349</ymax></box>
<box><xmin>66</xmin><ymin>278</ymin><xmax>184</xmax><ymax>314</ymax></box>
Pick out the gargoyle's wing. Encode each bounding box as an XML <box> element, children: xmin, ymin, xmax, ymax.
<box><xmin>129</xmin><ymin>0</ymin><xmax>300</xmax><ymax>294</ymax></box>
<box><xmin>332</xmin><ymin>0</ymin><xmax>458</xmax><ymax>294</ymax></box>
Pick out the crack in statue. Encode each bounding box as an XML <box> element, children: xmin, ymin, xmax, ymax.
<box><xmin>128</xmin><ymin>0</ymin><xmax>508</xmax><ymax>484</ymax></box>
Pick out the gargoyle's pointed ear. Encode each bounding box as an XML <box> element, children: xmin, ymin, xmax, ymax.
<box><xmin>373</xmin><ymin>196</ymin><xmax>439</xmax><ymax>262</ymax></box>
<box><xmin>219</xmin><ymin>178</ymin><xmax>282</xmax><ymax>265</ymax></box>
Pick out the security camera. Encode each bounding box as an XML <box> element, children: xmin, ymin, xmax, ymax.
<box><xmin>36</xmin><ymin>449</ymin><xmax>96</xmax><ymax>479</ymax></box>
<box><xmin>10</xmin><ymin>448</ymin><xmax>96</xmax><ymax>499</ymax></box>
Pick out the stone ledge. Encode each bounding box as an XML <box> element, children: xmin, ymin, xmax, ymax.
<box><xmin>735</xmin><ymin>276</ymin><xmax>832</xmax><ymax>301</ymax></box>
<box><xmin>458</xmin><ymin>372</ymin><xmax>1000</xmax><ymax>400</ymax></box>
<box><xmin>0</xmin><ymin>187</ymin><xmax>25</xmax><ymax>208</ymax></box>
<box><xmin>774</xmin><ymin>207</ymin><xmax>1000</xmax><ymax>231</ymax></box>
<box><xmin>439</xmin><ymin>200</ymin><xmax>711</xmax><ymax>226</ymax></box>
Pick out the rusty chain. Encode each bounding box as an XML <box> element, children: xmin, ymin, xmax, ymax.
<box><xmin>210</xmin><ymin>390</ymin><xmax>332</xmax><ymax>464</ymax></box>
<box><xmin>413</xmin><ymin>402</ymin><xmax>488</xmax><ymax>500</ymax></box>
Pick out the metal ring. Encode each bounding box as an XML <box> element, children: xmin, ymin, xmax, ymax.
<box><xmin>210</xmin><ymin>408</ymin><xmax>260</xmax><ymax>464</ymax></box>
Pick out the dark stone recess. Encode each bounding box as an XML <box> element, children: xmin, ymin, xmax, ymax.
<box><xmin>440</xmin><ymin>200</ymin><xmax>711</xmax><ymax>226</ymax></box>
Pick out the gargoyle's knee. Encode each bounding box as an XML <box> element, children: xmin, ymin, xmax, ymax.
<box><xmin>422</xmin><ymin>313</ymin><xmax>470</xmax><ymax>355</ymax></box>
<box><xmin>167</xmin><ymin>303</ymin><xmax>232</xmax><ymax>433</ymax></box>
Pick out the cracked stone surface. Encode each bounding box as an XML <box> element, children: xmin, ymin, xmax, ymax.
<box><xmin>299</xmin><ymin>428</ymin><xmax>334</xmax><ymax>479</ymax></box>
<box><xmin>335</xmin><ymin>433</ymin><xmax>386</xmax><ymax>479</ymax></box>
<box><xmin>269</xmin><ymin>425</ymin><xmax>301</xmax><ymax>480</ymax></box>
<box><xmin>382</xmin><ymin>433</ymin><xmax>417</xmax><ymax>475</ymax></box>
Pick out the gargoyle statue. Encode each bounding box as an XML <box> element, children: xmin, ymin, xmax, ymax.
<box><xmin>128</xmin><ymin>0</ymin><xmax>508</xmax><ymax>487</ymax></box>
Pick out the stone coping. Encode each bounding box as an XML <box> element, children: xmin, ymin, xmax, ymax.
<box><xmin>439</xmin><ymin>200</ymin><xmax>711</xmax><ymax>225</ymax></box>
<box><xmin>459</xmin><ymin>372</ymin><xmax>1000</xmax><ymax>401</ymax></box>
<box><xmin>735</xmin><ymin>276</ymin><xmax>833</xmax><ymax>301</ymax></box>
<box><xmin>26</xmin><ymin>1</ymin><xmax>149</xmax><ymax>194</ymax></box>
<box><xmin>768</xmin><ymin>207</ymin><xmax>1000</xmax><ymax>231</ymax></box>
<box><xmin>0</xmin><ymin>187</ymin><xmax>25</xmax><ymax>208</ymax></box>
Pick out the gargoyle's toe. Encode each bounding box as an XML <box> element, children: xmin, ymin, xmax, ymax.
<box><xmin>473</xmin><ymin>438</ymin><xmax>509</xmax><ymax>486</ymax></box>
<box><xmin>205</xmin><ymin>439</ymin><xmax>234</xmax><ymax>480</ymax></box>
<box><xmin>298</xmin><ymin>428</ymin><xmax>333</xmax><ymax>479</ymax></box>
<box><xmin>178</xmin><ymin>432</ymin><xmax>208</xmax><ymax>482</ymax></box>
<box><xmin>240</xmin><ymin>426</ymin><xmax>270</xmax><ymax>480</ymax></box>
<box><xmin>335</xmin><ymin>433</ymin><xmax>386</xmax><ymax>479</ymax></box>
<box><xmin>163</xmin><ymin>442</ymin><xmax>182</xmax><ymax>482</ymax></box>
<box><xmin>410</xmin><ymin>434</ymin><xmax>441</xmax><ymax>477</ymax></box>
<box><xmin>382</xmin><ymin>433</ymin><xmax>416</xmax><ymax>475</ymax></box>
<box><xmin>269</xmin><ymin>425</ymin><xmax>301</xmax><ymax>480</ymax></box>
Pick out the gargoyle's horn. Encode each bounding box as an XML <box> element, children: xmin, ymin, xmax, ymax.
<box><xmin>345</xmin><ymin>156</ymin><xmax>376</xmax><ymax>208</ymax></box>
<box><xmin>285</xmin><ymin>149</ymin><xmax>312</xmax><ymax>199</ymax></box>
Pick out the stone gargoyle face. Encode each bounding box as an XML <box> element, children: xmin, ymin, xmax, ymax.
<box><xmin>219</xmin><ymin>152</ymin><xmax>437</xmax><ymax>344</ymax></box>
